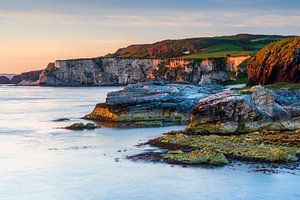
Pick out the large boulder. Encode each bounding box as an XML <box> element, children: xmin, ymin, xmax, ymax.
<box><xmin>85</xmin><ymin>82</ymin><xmax>223</xmax><ymax>126</ymax></box>
<box><xmin>189</xmin><ymin>85</ymin><xmax>300</xmax><ymax>134</ymax></box>
<box><xmin>248</xmin><ymin>37</ymin><xmax>300</xmax><ymax>85</ymax></box>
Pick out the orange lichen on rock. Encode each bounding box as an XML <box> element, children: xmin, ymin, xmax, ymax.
<box><xmin>84</xmin><ymin>104</ymin><xmax>122</xmax><ymax>121</ymax></box>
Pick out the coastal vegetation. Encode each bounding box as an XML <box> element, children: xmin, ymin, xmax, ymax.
<box><xmin>137</xmin><ymin>129</ymin><xmax>300</xmax><ymax>165</ymax></box>
<box><xmin>248</xmin><ymin>37</ymin><xmax>300</xmax><ymax>85</ymax></box>
<box><xmin>111</xmin><ymin>34</ymin><xmax>288</xmax><ymax>59</ymax></box>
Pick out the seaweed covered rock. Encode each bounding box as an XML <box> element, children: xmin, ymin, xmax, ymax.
<box><xmin>189</xmin><ymin>85</ymin><xmax>300</xmax><ymax>134</ymax></box>
<box><xmin>65</xmin><ymin>122</ymin><xmax>98</xmax><ymax>130</ymax></box>
<box><xmin>248</xmin><ymin>37</ymin><xmax>300</xmax><ymax>86</ymax></box>
<box><xmin>134</xmin><ymin>129</ymin><xmax>300</xmax><ymax>166</ymax></box>
<box><xmin>85</xmin><ymin>82</ymin><xmax>223</xmax><ymax>126</ymax></box>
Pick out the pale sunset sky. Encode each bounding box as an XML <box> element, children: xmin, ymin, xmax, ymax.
<box><xmin>0</xmin><ymin>0</ymin><xmax>299</xmax><ymax>73</ymax></box>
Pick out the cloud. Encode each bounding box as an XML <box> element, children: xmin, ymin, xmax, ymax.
<box><xmin>0</xmin><ymin>10</ymin><xmax>210</xmax><ymax>27</ymax></box>
<box><xmin>0</xmin><ymin>10</ymin><xmax>89</xmax><ymax>26</ymax></box>
<box><xmin>234</xmin><ymin>14</ymin><xmax>300</xmax><ymax>28</ymax></box>
<box><xmin>1</xmin><ymin>9</ymin><xmax>299</xmax><ymax>30</ymax></box>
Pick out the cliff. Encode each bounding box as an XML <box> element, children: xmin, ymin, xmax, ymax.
<box><xmin>39</xmin><ymin>56</ymin><xmax>249</xmax><ymax>86</ymax></box>
<box><xmin>0</xmin><ymin>76</ymin><xmax>11</xmax><ymax>84</ymax></box>
<box><xmin>0</xmin><ymin>70</ymin><xmax>42</xmax><ymax>85</ymax></box>
<box><xmin>39</xmin><ymin>58</ymin><xmax>158</xmax><ymax>86</ymax></box>
<box><xmin>248</xmin><ymin>37</ymin><xmax>300</xmax><ymax>85</ymax></box>
<box><xmin>11</xmin><ymin>70</ymin><xmax>43</xmax><ymax>85</ymax></box>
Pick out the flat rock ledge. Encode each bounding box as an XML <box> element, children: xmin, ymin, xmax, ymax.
<box><xmin>188</xmin><ymin>85</ymin><xmax>300</xmax><ymax>134</ymax></box>
<box><xmin>84</xmin><ymin>82</ymin><xmax>223</xmax><ymax>127</ymax></box>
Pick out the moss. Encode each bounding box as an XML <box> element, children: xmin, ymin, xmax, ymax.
<box><xmin>221</xmin><ymin>77</ymin><xmax>248</xmax><ymax>86</ymax></box>
<box><xmin>265</xmin><ymin>82</ymin><xmax>300</xmax><ymax>90</ymax></box>
<box><xmin>162</xmin><ymin>149</ymin><xmax>229</xmax><ymax>165</ymax></box>
<box><xmin>233</xmin><ymin>82</ymin><xmax>300</xmax><ymax>91</ymax></box>
<box><xmin>132</xmin><ymin>121</ymin><xmax>164</xmax><ymax>127</ymax></box>
<box><xmin>65</xmin><ymin>122</ymin><xmax>97</xmax><ymax>130</ymax></box>
<box><xmin>85</xmin><ymin>123</ymin><xmax>96</xmax><ymax>129</ymax></box>
<box><xmin>151</xmin><ymin>129</ymin><xmax>300</xmax><ymax>164</ymax></box>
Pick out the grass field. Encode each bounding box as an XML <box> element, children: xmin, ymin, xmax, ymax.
<box><xmin>181</xmin><ymin>50</ymin><xmax>255</xmax><ymax>59</ymax></box>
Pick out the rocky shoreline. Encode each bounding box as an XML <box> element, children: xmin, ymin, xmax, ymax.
<box><xmin>128</xmin><ymin>83</ymin><xmax>300</xmax><ymax>168</ymax></box>
<box><xmin>84</xmin><ymin>82</ymin><xmax>223</xmax><ymax>127</ymax></box>
<box><xmin>188</xmin><ymin>84</ymin><xmax>300</xmax><ymax>134</ymax></box>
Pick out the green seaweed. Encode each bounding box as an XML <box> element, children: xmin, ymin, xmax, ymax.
<box><xmin>152</xmin><ymin>129</ymin><xmax>300</xmax><ymax>164</ymax></box>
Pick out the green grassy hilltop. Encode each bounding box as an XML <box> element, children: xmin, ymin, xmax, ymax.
<box><xmin>110</xmin><ymin>34</ymin><xmax>290</xmax><ymax>59</ymax></box>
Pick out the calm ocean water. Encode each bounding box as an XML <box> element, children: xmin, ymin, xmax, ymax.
<box><xmin>0</xmin><ymin>85</ymin><xmax>299</xmax><ymax>200</ymax></box>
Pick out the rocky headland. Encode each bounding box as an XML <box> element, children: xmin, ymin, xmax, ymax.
<box><xmin>0</xmin><ymin>70</ymin><xmax>42</xmax><ymax>85</ymax></box>
<box><xmin>3</xmin><ymin>34</ymin><xmax>289</xmax><ymax>87</ymax></box>
<box><xmin>248</xmin><ymin>37</ymin><xmax>300</xmax><ymax>85</ymax></box>
<box><xmin>0</xmin><ymin>76</ymin><xmax>12</xmax><ymax>84</ymax></box>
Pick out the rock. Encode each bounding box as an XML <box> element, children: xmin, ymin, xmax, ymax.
<box><xmin>37</xmin><ymin>56</ymin><xmax>249</xmax><ymax>86</ymax></box>
<box><xmin>137</xmin><ymin>129</ymin><xmax>300</xmax><ymax>166</ymax></box>
<box><xmin>64</xmin><ymin>122</ymin><xmax>98</xmax><ymax>130</ymax></box>
<box><xmin>52</xmin><ymin>118</ymin><xmax>70</xmax><ymax>122</ymax></box>
<box><xmin>84</xmin><ymin>82</ymin><xmax>223</xmax><ymax>126</ymax></box>
<box><xmin>189</xmin><ymin>85</ymin><xmax>300</xmax><ymax>134</ymax></box>
<box><xmin>248</xmin><ymin>37</ymin><xmax>300</xmax><ymax>85</ymax></box>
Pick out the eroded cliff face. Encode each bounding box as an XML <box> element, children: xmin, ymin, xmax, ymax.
<box><xmin>151</xmin><ymin>56</ymin><xmax>249</xmax><ymax>85</ymax></box>
<box><xmin>226</xmin><ymin>56</ymin><xmax>250</xmax><ymax>79</ymax></box>
<box><xmin>248</xmin><ymin>37</ymin><xmax>300</xmax><ymax>86</ymax></box>
<box><xmin>39</xmin><ymin>56</ymin><xmax>250</xmax><ymax>86</ymax></box>
<box><xmin>39</xmin><ymin>58</ymin><xmax>159</xmax><ymax>86</ymax></box>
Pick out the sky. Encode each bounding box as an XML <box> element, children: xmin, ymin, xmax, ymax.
<box><xmin>0</xmin><ymin>0</ymin><xmax>300</xmax><ymax>73</ymax></box>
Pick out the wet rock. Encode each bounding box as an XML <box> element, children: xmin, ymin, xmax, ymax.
<box><xmin>52</xmin><ymin>118</ymin><xmax>70</xmax><ymax>122</ymax></box>
<box><xmin>64</xmin><ymin>122</ymin><xmax>99</xmax><ymax>130</ymax></box>
<box><xmin>189</xmin><ymin>85</ymin><xmax>300</xmax><ymax>134</ymax></box>
<box><xmin>84</xmin><ymin>82</ymin><xmax>223</xmax><ymax>126</ymax></box>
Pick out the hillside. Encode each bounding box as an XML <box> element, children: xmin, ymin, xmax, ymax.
<box><xmin>110</xmin><ymin>34</ymin><xmax>290</xmax><ymax>59</ymax></box>
<box><xmin>248</xmin><ymin>37</ymin><xmax>300</xmax><ymax>85</ymax></box>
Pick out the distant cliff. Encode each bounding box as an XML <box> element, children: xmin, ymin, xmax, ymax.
<box><xmin>0</xmin><ymin>70</ymin><xmax>42</xmax><ymax>85</ymax></box>
<box><xmin>38</xmin><ymin>56</ymin><xmax>249</xmax><ymax>86</ymax></box>
<box><xmin>0</xmin><ymin>76</ymin><xmax>11</xmax><ymax>84</ymax></box>
<box><xmin>39</xmin><ymin>58</ymin><xmax>157</xmax><ymax>86</ymax></box>
<box><xmin>248</xmin><ymin>37</ymin><xmax>300</xmax><ymax>85</ymax></box>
